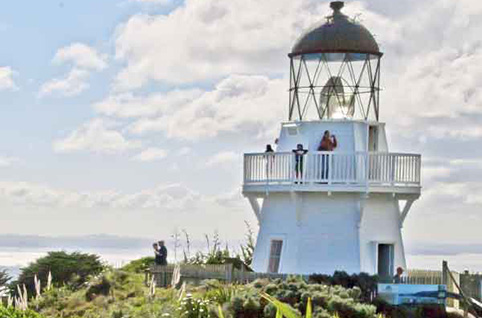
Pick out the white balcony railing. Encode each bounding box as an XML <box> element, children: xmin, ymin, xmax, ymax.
<box><xmin>243</xmin><ymin>152</ymin><xmax>421</xmax><ymax>189</ymax></box>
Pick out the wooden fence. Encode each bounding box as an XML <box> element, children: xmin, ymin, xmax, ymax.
<box><xmin>147</xmin><ymin>262</ymin><xmax>482</xmax><ymax>305</ymax></box>
<box><xmin>148</xmin><ymin>264</ymin><xmax>306</xmax><ymax>287</ymax></box>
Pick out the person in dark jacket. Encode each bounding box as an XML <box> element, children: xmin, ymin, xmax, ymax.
<box><xmin>157</xmin><ymin>240</ymin><xmax>168</xmax><ymax>265</ymax></box>
<box><xmin>153</xmin><ymin>243</ymin><xmax>162</xmax><ymax>265</ymax></box>
<box><xmin>292</xmin><ymin>144</ymin><xmax>308</xmax><ymax>180</ymax></box>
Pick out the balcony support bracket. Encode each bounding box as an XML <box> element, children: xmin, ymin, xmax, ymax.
<box><xmin>248</xmin><ymin>196</ymin><xmax>262</xmax><ymax>223</ymax></box>
<box><xmin>399</xmin><ymin>197</ymin><xmax>416</xmax><ymax>227</ymax></box>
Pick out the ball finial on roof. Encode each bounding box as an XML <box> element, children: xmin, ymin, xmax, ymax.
<box><xmin>290</xmin><ymin>1</ymin><xmax>381</xmax><ymax>57</ymax></box>
<box><xmin>330</xmin><ymin>1</ymin><xmax>344</xmax><ymax>13</ymax></box>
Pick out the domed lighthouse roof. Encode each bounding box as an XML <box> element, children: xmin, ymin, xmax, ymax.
<box><xmin>290</xmin><ymin>1</ymin><xmax>381</xmax><ymax>57</ymax></box>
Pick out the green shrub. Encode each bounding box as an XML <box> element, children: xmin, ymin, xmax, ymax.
<box><xmin>121</xmin><ymin>257</ymin><xmax>154</xmax><ymax>274</ymax></box>
<box><xmin>308</xmin><ymin>271</ymin><xmax>378</xmax><ymax>302</ymax></box>
<box><xmin>0</xmin><ymin>306</ymin><xmax>44</xmax><ymax>318</ymax></box>
<box><xmin>14</xmin><ymin>251</ymin><xmax>104</xmax><ymax>295</ymax></box>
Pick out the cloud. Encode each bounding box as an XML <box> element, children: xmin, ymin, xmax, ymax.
<box><xmin>94</xmin><ymin>89</ymin><xmax>203</xmax><ymax>118</ymax></box>
<box><xmin>132</xmin><ymin>147</ymin><xmax>167</xmax><ymax>162</ymax></box>
<box><xmin>0</xmin><ymin>66</ymin><xmax>18</xmax><ymax>91</ymax></box>
<box><xmin>206</xmin><ymin>151</ymin><xmax>238</xmax><ymax>167</ymax></box>
<box><xmin>39</xmin><ymin>43</ymin><xmax>107</xmax><ymax>97</ymax></box>
<box><xmin>53</xmin><ymin>43</ymin><xmax>107</xmax><ymax>71</ymax></box>
<box><xmin>0</xmin><ymin>156</ymin><xmax>18</xmax><ymax>168</ymax></box>
<box><xmin>53</xmin><ymin>118</ymin><xmax>141</xmax><ymax>154</ymax></box>
<box><xmin>177</xmin><ymin>147</ymin><xmax>191</xmax><ymax>156</ymax></box>
<box><xmin>124</xmin><ymin>75</ymin><xmax>285</xmax><ymax>140</ymax></box>
<box><xmin>39</xmin><ymin>68</ymin><xmax>90</xmax><ymax>97</ymax></box>
<box><xmin>0</xmin><ymin>181</ymin><xmax>214</xmax><ymax>211</ymax></box>
<box><xmin>131</xmin><ymin>0</ymin><xmax>170</xmax><ymax>4</ymax></box>
<box><xmin>113</xmin><ymin>0</ymin><xmax>325</xmax><ymax>89</ymax></box>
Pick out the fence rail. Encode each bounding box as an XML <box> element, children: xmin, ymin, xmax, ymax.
<box><xmin>244</xmin><ymin>151</ymin><xmax>421</xmax><ymax>188</ymax></box>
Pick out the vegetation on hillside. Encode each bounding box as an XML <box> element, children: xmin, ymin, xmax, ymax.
<box><xmin>13</xmin><ymin>251</ymin><xmax>105</xmax><ymax>296</ymax></box>
<box><xmin>15</xmin><ymin>268</ymin><xmax>379</xmax><ymax>318</ymax></box>
<box><xmin>0</xmin><ymin>305</ymin><xmax>43</xmax><ymax>318</ymax></box>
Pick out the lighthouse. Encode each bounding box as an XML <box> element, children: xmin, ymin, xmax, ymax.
<box><xmin>242</xmin><ymin>2</ymin><xmax>421</xmax><ymax>278</ymax></box>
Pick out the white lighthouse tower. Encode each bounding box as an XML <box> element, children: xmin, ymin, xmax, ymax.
<box><xmin>242</xmin><ymin>2</ymin><xmax>421</xmax><ymax>279</ymax></box>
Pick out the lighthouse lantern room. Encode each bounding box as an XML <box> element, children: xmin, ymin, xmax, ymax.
<box><xmin>242</xmin><ymin>2</ymin><xmax>421</xmax><ymax>280</ymax></box>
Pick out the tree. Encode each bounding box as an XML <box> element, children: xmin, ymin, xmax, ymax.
<box><xmin>0</xmin><ymin>268</ymin><xmax>11</xmax><ymax>286</ymax></box>
<box><xmin>15</xmin><ymin>251</ymin><xmax>104</xmax><ymax>295</ymax></box>
<box><xmin>122</xmin><ymin>256</ymin><xmax>154</xmax><ymax>273</ymax></box>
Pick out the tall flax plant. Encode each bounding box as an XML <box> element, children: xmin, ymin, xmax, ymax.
<box><xmin>217</xmin><ymin>293</ymin><xmax>313</xmax><ymax>318</ymax></box>
<box><xmin>260</xmin><ymin>293</ymin><xmax>386</xmax><ymax>318</ymax></box>
<box><xmin>262</xmin><ymin>293</ymin><xmax>311</xmax><ymax>318</ymax></box>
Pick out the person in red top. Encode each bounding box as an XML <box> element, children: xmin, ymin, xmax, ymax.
<box><xmin>318</xmin><ymin>130</ymin><xmax>337</xmax><ymax>151</ymax></box>
<box><xmin>318</xmin><ymin>130</ymin><xmax>337</xmax><ymax>180</ymax></box>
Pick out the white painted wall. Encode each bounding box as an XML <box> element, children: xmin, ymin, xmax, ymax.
<box><xmin>359</xmin><ymin>194</ymin><xmax>407</xmax><ymax>274</ymax></box>
<box><xmin>250</xmin><ymin>120</ymin><xmax>410</xmax><ymax>275</ymax></box>
<box><xmin>252</xmin><ymin>192</ymin><xmax>406</xmax><ymax>275</ymax></box>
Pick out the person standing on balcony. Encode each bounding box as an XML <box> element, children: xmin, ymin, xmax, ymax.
<box><xmin>318</xmin><ymin>130</ymin><xmax>338</xmax><ymax>180</ymax></box>
<box><xmin>292</xmin><ymin>144</ymin><xmax>308</xmax><ymax>181</ymax></box>
<box><xmin>265</xmin><ymin>144</ymin><xmax>275</xmax><ymax>177</ymax></box>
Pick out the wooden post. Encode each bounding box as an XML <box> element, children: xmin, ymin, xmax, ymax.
<box><xmin>225</xmin><ymin>263</ymin><xmax>233</xmax><ymax>283</ymax></box>
<box><xmin>442</xmin><ymin>260</ymin><xmax>448</xmax><ymax>287</ymax></box>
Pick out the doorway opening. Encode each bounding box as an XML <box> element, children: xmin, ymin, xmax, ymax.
<box><xmin>268</xmin><ymin>240</ymin><xmax>283</xmax><ymax>273</ymax></box>
<box><xmin>377</xmin><ymin>243</ymin><xmax>394</xmax><ymax>280</ymax></box>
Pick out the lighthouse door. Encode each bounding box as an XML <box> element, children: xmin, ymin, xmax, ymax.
<box><xmin>377</xmin><ymin>244</ymin><xmax>394</xmax><ymax>280</ymax></box>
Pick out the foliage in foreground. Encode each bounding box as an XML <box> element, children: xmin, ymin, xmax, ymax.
<box><xmin>14</xmin><ymin>251</ymin><xmax>105</xmax><ymax>296</ymax></box>
<box><xmin>1</xmin><ymin>269</ymin><xmax>11</xmax><ymax>287</ymax></box>
<box><xmin>0</xmin><ymin>305</ymin><xmax>44</xmax><ymax>318</ymax></box>
<box><xmin>25</xmin><ymin>269</ymin><xmax>379</xmax><ymax>318</ymax></box>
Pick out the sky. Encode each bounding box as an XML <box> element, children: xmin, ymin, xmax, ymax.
<box><xmin>1</xmin><ymin>0</ymin><xmax>482</xmax><ymax>272</ymax></box>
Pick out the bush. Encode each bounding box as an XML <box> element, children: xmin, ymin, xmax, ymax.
<box><xmin>0</xmin><ymin>269</ymin><xmax>11</xmax><ymax>286</ymax></box>
<box><xmin>0</xmin><ymin>306</ymin><xmax>44</xmax><ymax>318</ymax></box>
<box><xmin>121</xmin><ymin>257</ymin><xmax>154</xmax><ymax>273</ymax></box>
<box><xmin>14</xmin><ymin>251</ymin><xmax>104</xmax><ymax>295</ymax></box>
<box><xmin>309</xmin><ymin>271</ymin><xmax>378</xmax><ymax>302</ymax></box>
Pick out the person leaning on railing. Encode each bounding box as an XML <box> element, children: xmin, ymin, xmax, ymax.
<box><xmin>264</xmin><ymin>144</ymin><xmax>275</xmax><ymax>177</ymax></box>
<box><xmin>318</xmin><ymin>130</ymin><xmax>338</xmax><ymax>180</ymax></box>
<box><xmin>292</xmin><ymin>144</ymin><xmax>308</xmax><ymax>181</ymax></box>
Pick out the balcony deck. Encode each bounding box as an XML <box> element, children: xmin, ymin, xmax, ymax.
<box><xmin>243</xmin><ymin>152</ymin><xmax>421</xmax><ymax>195</ymax></box>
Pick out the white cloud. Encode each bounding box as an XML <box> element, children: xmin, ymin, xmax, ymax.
<box><xmin>113</xmin><ymin>0</ymin><xmax>325</xmax><ymax>89</ymax></box>
<box><xmin>125</xmin><ymin>75</ymin><xmax>285</xmax><ymax>140</ymax></box>
<box><xmin>131</xmin><ymin>0</ymin><xmax>170</xmax><ymax>4</ymax></box>
<box><xmin>0</xmin><ymin>156</ymin><xmax>18</xmax><ymax>167</ymax></box>
<box><xmin>178</xmin><ymin>147</ymin><xmax>191</xmax><ymax>156</ymax></box>
<box><xmin>39</xmin><ymin>68</ymin><xmax>90</xmax><ymax>97</ymax></box>
<box><xmin>94</xmin><ymin>89</ymin><xmax>203</xmax><ymax>118</ymax></box>
<box><xmin>0</xmin><ymin>66</ymin><xmax>18</xmax><ymax>91</ymax></box>
<box><xmin>206</xmin><ymin>151</ymin><xmax>238</xmax><ymax>167</ymax></box>
<box><xmin>0</xmin><ymin>181</ymin><xmax>200</xmax><ymax>210</ymax></box>
<box><xmin>53</xmin><ymin>43</ymin><xmax>107</xmax><ymax>71</ymax></box>
<box><xmin>53</xmin><ymin>118</ymin><xmax>141</xmax><ymax>154</ymax></box>
<box><xmin>132</xmin><ymin>147</ymin><xmax>167</xmax><ymax>162</ymax></box>
<box><xmin>39</xmin><ymin>43</ymin><xmax>107</xmax><ymax>97</ymax></box>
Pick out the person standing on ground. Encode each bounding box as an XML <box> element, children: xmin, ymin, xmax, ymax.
<box><xmin>158</xmin><ymin>240</ymin><xmax>168</xmax><ymax>265</ymax></box>
<box><xmin>393</xmin><ymin>266</ymin><xmax>404</xmax><ymax>284</ymax></box>
<box><xmin>153</xmin><ymin>243</ymin><xmax>162</xmax><ymax>265</ymax></box>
